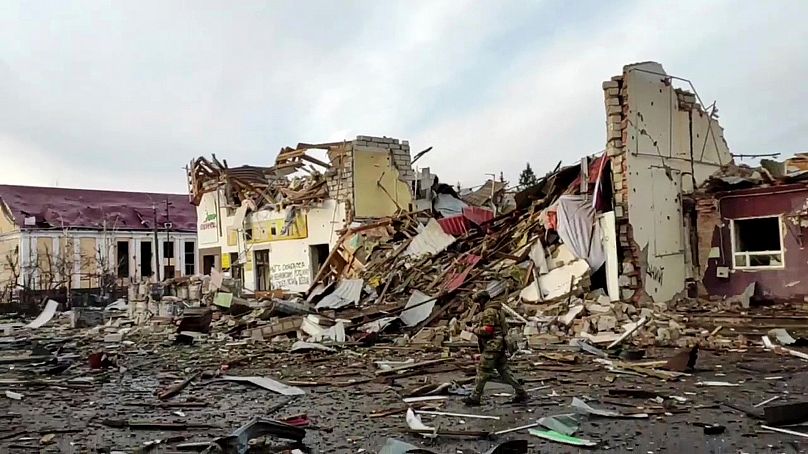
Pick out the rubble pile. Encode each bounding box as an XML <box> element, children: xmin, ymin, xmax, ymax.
<box><xmin>289</xmin><ymin>158</ymin><xmax>707</xmax><ymax>351</ymax></box>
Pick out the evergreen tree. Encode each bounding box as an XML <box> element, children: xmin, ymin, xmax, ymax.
<box><xmin>518</xmin><ymin>163</ymin><xmax>538</xmax><ymax>187</ymax></box>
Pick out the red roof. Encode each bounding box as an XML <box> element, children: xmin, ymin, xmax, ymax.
<box><xmin>0</xmin><ymin>185</ymin><xmax>196</xmax><ymax>232</ymax></box>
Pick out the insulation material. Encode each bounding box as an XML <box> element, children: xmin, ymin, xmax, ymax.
<box><xmin>406</xmin><ymin>408</ymin><xmax>437</xmax><ymax>438</ymax></box>
<box><xmin>597</xmin><ymin>211</ymin><xmax>619</xmax><ymax>301</ymax></box>
<box><xmin>28</xmin><ymin>300</ymin><xmax>58</xmax><ymax>329</ymax></box>
<box><xmin>521</xmin><ymin>259</ymin><xmax>590</xmax><ymax>302</ymax></box>
<box><xmin>405</xmin><ymin>219</ymin><xmax>456</xmax><ymax>258</ymax></box>
<box><xmin>529</xmin><ymin>239</ymin><xmax>549</xmax><ymax>274</ymax></box>
<box><xmin>553</xmin><ymin>195</ymin><xmax>606</xmax><ymax>270</ymax></box>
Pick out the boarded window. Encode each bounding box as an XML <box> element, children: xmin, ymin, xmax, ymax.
<box><xmin>731</xmin><ymin>216</ymin><xmax>784</xmax><ymax>269</ymax></box>
<box><xmin>80</xmin><ymin>238</ymin><xmax>98</xmax><ymax>288</ymax></box>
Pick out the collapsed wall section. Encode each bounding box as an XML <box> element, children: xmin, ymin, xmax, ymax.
<box><xmin>603</xmin><ymin>62</ymin><xmax>732</xmax><ymax>303</ymax></box>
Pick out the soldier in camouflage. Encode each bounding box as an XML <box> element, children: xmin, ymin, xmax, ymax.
<box><xmin>463</xmin><ymin>291</ymin><xmax>527</xmax><ymax>406</ymax></box>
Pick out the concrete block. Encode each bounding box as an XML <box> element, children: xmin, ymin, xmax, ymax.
<box><xmin>615</xmin><ymin>205</ymin><xmax>624</xmax><ymax>218</ymax></box>
<box><xmin>605</xmin><ymin>87</ymin><xmax>620</xmax><ymax>97</ymax></box>
<box><xmin>356</xmin><ymin>135</ymin><xmax>373</xmax><ymax>142</ymax></box>
<box><xmin>602</xmin><ymin>80</ymin><xmax>619</xmax><ymax>89</ymax></box>
<box><xmin>605</xmin><ymin>97</ymin><xmax>620</xmax><ymax>106</ymax></box>
<box><xmin>606</xmin><ymin>105</ymin><xmax>621</xmax><ymax>115</ymax></box>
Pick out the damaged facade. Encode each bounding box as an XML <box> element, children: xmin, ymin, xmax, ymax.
<box><xmin>188</xmin><ymin>135</ymin><xmax>418</xmax><ymax>293</ymax></box>
<box><xmin>691</xmin><ymin>158</ymin><xmax>808</xmax><ymax>301</ymax></box>
<box><xmin>604</xmin><ymin>61</ymin><xmax>732</xmax><ymax>304</ymax></box>
<box><xmin>0</xmin><ymin>185</ymin><xmax>197</xmax><ymax>303</ymax></box>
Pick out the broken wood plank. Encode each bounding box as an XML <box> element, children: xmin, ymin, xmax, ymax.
<box><xmin>375</xmin><ymin>358</ymin><xmax>452</xmax><ymax>376</ymax></box>
<box><xmin>158</xmin><ymin>371</ymin><xmax>200</xmax><ymax>401</ymax></box>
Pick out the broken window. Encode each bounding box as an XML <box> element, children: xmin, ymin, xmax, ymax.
<box><xmin>163</xmin><ymin>241</ymin><xmax>175</xmax><ymax>278</ymax></box>
<box><xmin>140</xmin><ymin>241</ymin><xmax>153</xmax><ymax>277</ymax></box>
<box><xmin>184</xmin><ymin>241</ymin><xmax>195</xmax><ymax>275</ymax></box>
<box><xmin>255</xmin><ymin>249</ymin><xmax>270</xmax><ymax>291</ymax></box>
<box><xmin>731</xmin><ymin>216</ymin><xmax>784</xmax><ymax>269</ymax></box>
<box><xmin>117</xmin><ymin>241</ymin><xmax>130</xmax><ymax>278</ymax></box>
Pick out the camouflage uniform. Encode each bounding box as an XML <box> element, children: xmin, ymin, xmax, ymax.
<box><xmin>467</xmin><ymin>297</ymin><xmax>526</xmax><ymax>404</ymax></box>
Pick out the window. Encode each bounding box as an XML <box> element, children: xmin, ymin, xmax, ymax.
<box><xmin>117</xmin><ymin>241</ymin><xmax>130</xmax><ymax>278</ymax></box>
<box><xmin>163</xmin><ymin>241</ymin><xmax>175</xmax><ymax>278</ymax></box>
<box><xmin>140</xmin><ymin>241</ymin><xmax>153</xmax><ymax>277</ymax></box>
<box><xmin>184</xmin><ymin>241</ymin><xmax>196</xmax><ymax>275</ymax></box>
<box><xmin>731</xmin><ymin>216</ymin><xmax>784</xmax><ymax>269</ymax></box>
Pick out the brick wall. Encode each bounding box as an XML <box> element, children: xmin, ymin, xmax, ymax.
<box><xmin>324</xmin><ymin>135</ymin><xmax>414</xmax><ymax>219</ymax></box>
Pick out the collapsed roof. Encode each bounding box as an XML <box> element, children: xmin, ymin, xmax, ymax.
<box><xmin>0</xmin><ymin>185</ymin><xmax>196</xmax><ymax>232</ymax></box>
<box><xmin>700</xmin><ymin>152</ymin><xmax>808</xmax><ymax>192</ymax></box>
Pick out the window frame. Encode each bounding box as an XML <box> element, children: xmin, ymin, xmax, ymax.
<box><xmin>730</xmin><ymin>215</ymin><xmax>786</xmax><ymax>270</ymax></box>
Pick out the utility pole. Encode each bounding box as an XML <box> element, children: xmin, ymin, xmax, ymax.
<box><xmin>152</xmin><ymin>204</ymin><xmax>160</xmax><ymax>281</ymax></box>
<box><xmin>165</xmin><ymin>199</ymin><xmax>171</xmax><ymax>278</ymax></box>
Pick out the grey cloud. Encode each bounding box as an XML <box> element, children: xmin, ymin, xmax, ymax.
<box><xmin>0</xmin><ymin>1</ymin><xmax>806</xmax><ymax>192</ymax></box>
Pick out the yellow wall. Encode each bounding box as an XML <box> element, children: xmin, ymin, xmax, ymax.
<box><xmin>353</xmin><ymin>148</ymin><xmax>412</xmax><ymax>218</ymax></box>
<box><xmin>248</xmin><ymin>215</ymin><xmax>308</xmax><ymax>244</ymax></box>
<box><xmin>0</xmin><ymin>204</ymin><xmax>18</xmax><ymax>235</ymax></box>
<box><xmin>0</xmin><ymin>237</ymin><xmax>19</xmax><ymax>295</ymax></box>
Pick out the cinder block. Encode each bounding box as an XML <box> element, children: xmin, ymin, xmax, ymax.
<box><xmin>605</xmin><ymin>87</ymin><xmax>620</xmax><ymax>97</ymax></box>
<box><xmin>602</xmin><ymin>80</ymin><xmax>620</xmax><ymax>89</ymax></box>
<box><xmin>605</xmin><ymin>98</ymin><xmax>620</xmax><ymax>106</ymax></box>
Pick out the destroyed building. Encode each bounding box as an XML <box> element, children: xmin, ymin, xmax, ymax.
<box><xmin>603</xmin><ymin>61</ymin><xmax>732</xmax><ymax>304</ymax></box>
<box><xmin>187</xmin><ymin>135</ymin><xmax>419</xmax><ymax>293</ymax></box>
<box><xmin>690</xmin><ymin>155</ymin><xmax>808</xmax><ymax>302</ymax></box>
<box><xmin>0</xmin><ymin>185</ymin><xmax>197</xmax><ymax>304</ymax></box>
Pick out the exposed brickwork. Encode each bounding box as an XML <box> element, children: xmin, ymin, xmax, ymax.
<box><xmin>324</xmin><ymin>135</ymin><xmax>414</xmax><ymax>216</ymax></box>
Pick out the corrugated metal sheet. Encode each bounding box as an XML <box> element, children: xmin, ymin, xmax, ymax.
<box><xmin>443</xmin><ymin>254</ymin><xmax>481</xmax><ymax>292</ymax></box>
<box><xmin>400</xmin><ymin>290</ymin><xmax>434</xmax><ymax>327</ymax></box>
<box><xmin>315</xmin><ymin>279</ymin><xmax>363</xmax><ymax>310</ymax></box>
<box><xmin>405</xmin><ymin>219</ymin><xmax>456</xmax><ymax>258</ymax></box>
<box><xmin>462</xmin><ymin>206</ymin><xmax>494</xmax><ymax>226</ymax></box>
<box><xmin>437</xmin><ymin>215</ymin><xmax>468</xmax><ymax>236</ymax></box>
<box><xmin>437</xmin><ymin>207</ymin><xmax>494</xmax><ymax>236</ymax></box>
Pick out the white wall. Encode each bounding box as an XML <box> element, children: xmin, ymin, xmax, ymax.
<box><xmin>623</xmin><ymin>62</ymin><xmax>732</xmax><ymax>302</ymax></box>
<box><xmin>20</xmin><ymin>229</ymin><xmax>197</xmax><ymax>288</ymax></box>
<box><xmin>244</xmin><ymin>199</ymin><xmax>347</xmax><ymax>292</ymax></box>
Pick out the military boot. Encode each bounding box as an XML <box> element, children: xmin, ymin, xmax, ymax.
<box><xmin>462</xmin><ymin>395</ymin><xmax>481</xmax><ymax>406</ymax></box>
<box><xmin>509</xmin><ymin>390</ymin><xmax>528</xmax><ymax>404</ymax></box>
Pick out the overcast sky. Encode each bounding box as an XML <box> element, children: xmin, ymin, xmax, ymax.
<box><xmin>1</xmin><ymin>1</ymin><xmax>806</xmax><ymax>193</ymax></box>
